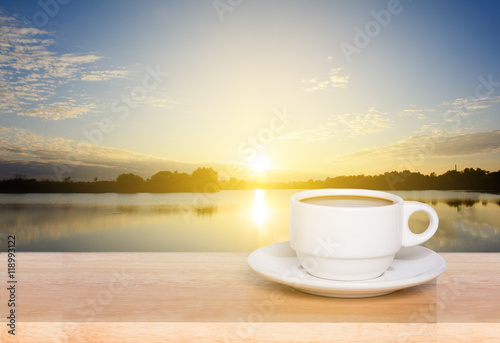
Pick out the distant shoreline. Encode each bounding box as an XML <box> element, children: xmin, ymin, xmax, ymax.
<box><xmin>1</xmin><ymin>189</ymin><xmax>499</xmax><ymax>196</ymax></box>
<box><xmin>1</xmin><ymin>167</ymin><xmax>499</xmax><ymax>193</ymax></box>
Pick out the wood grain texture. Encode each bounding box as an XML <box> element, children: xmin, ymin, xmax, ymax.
<box><xmin>0</xmin><ymin>252</ymin><xmax>499</xmax><ymax>342</ymax></box>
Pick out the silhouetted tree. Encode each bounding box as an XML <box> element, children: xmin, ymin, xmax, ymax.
<box><xmin>191</xmin><ymin>167</ymin><xmax>220</xmax><ymax>192</ymax></box>
<box><xmin>116</xmin><ymin>173</ymin><xmax>145</xmax><ymax>193</ymax></box>
<box><xmin>146</xmin><ymin>171</ymin><xmax>191</xmax><ymax>192</ymax></box>
<box><xmin>148</xmin><ymin>171</ymin><xmax>174</xmax><ymax>192</ymax></box>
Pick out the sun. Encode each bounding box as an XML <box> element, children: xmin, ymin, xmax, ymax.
<box><xmin>251</xmin><ymin>154</ymin><xmax>270</xmax><ymax>172</ymax></box>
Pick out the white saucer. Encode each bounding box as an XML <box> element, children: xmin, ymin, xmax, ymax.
<box><xmin>247</xmin><ymin>241</ymin><xmax>446</xmax><ymax>298</ymax></box>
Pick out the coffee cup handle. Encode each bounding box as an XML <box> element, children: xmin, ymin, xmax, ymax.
<box><xmin>401</xmin><ymin>201</ymin><xmax>439</xmax><ymax>247</ymax></box>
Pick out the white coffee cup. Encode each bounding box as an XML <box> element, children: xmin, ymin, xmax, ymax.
<box><xmin>289</xmin><ymin>189</ymin><xmax>439</xmax><ymax>281</ymax></box>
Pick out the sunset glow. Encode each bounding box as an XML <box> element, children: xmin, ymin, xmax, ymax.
<box><xmin>251</xmin><ymin>154</ymin><xmax>270</xmax><ymax>173</ymax></box>
<box><xmin>0</xmin><ymin>1</ymin><xmax>499</xmax><ymax>181</ymax></box>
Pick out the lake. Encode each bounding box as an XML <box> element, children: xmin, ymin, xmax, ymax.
<box><xmin>0</xmin><ymin>190</ymin><xmax>499</xmax><ymax>252</ymax></box>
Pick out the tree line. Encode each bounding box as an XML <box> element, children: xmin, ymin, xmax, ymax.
<box><xmin>0</xmin><ymin>167</ymin><xmax>220</xmax><ymax>193</ymax></box>
<box><xmin>0</xmin><ymin>167</ymin><xmax>499</xmax><ymax>193</ymax></box>
<box><xmin>237</xmin><ymin>168</ymin><xmax>500</xmax><ymax>191</ymax></box>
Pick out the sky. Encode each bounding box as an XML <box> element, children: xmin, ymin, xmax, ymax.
<box><xmin>1</xmin><ymin>0</ymin><xmax>500</xmax><ymax>181</ymax></box>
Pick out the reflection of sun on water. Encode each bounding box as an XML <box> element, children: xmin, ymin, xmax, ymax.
<box><xmin>252</xmin><ymin>189</ymin><xmax>268</xmax><ymax>227</ymax></box>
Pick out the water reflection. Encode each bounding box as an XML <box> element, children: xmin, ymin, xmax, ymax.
<box><xmin>251</xmin><ymin>189</ymin><xmax>268</xmax><ymax>227</ymax></box>
<box><xmin>0</xmin><ymin>203</ymin><xmax>218</xmax><ymax>248</ymax></box>
<box><xmin>0</xmin><ymin>190</ymin><xmax>499</xmax><ymax>252</ymax></box>
<box><xmin>195</xmin><ymin>205</ymin><xmax>217</xmax><ymax>216</ymax></box>
<box><xmin>445</xmin><ymin>199</ymin><xmax>479</xmax><ymax>211</ymax></box>
<box><xmin>410</xmin><ymin>197</ymin><xmax>497</xmax><ymax>212</ymax></box>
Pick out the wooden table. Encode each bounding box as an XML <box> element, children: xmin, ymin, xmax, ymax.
<box><xmin>0</xmin><ymin>252</ymin><xmax>499</xmax><ymax>342</ymax></box>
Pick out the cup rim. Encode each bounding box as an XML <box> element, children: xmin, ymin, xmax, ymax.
<box><xmin>291</xmin><ymin>188</ymin><xmax>403</xmax><ymax>209</ymax></box>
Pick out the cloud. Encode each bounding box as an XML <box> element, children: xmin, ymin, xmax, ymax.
<box><xmin>440</xmin><ymin>95</ymin><xmax>500</xmax><ymax>116</ymax></box>
<box><xmin>303</xmin><ymin>80</ymin><xmax>329</xmax><ymax>92</ymax></box>
<box><xmin>17</xmin><ymin>102</ymin><xmax>97</xmax><ymax>120</ymax></box>
<box><xmin>303</xmin><ymin>67</ymin><xmax>349</xmax><ymax>92</ymax></box>
<box><xmin>128</xmin><ymin>89</ymin><xmax>176</xmax><ymax>108</ymax></box>
<box><xmin>277</xmin><ymin>108</ymin><xmax>393</xmax><ymax>142</ymax></box>
<box><xmin>0</xmin><ymin>9</ymin><xmax>128</xmax><ymax>117</ymax></box>
<box><xmin>338</xmin><ymin>130</ymin><xmax>500</xmax><ymax>161</ymax></box>
<box><xmin>417</xmin><ymin>123</ymin><xmax>441</xmax><ymax>134</ymax></box>
<box><xmin>401</xmin><ymin>108</ymin><xmax>427</xmax><ymax>119</ymax></box>
<box><xmin>416</xmin><ymin>123</ymin><xmax>467</xmax><ymax>136</ymax></box>
<box><xmin>330</xmin><ymin>108</ymin><xmax>393</xmax><ymax>135</ymax></box>
<box><xmin>401</xmin><ymin>93</ymin><xmax>500</xmax><ymax>135</ymax></box>
<box><xmin>276</xmin><ymin>125</ymin><xmax>333</xmax><ymax>142</ymax></box>
<box><xmin>329</xmin><ymin>68</ymin><xmax>349</xmax><ymax>87</ymax></box>
<box><xmin>406</xmin><ymin>94</ymin><xmax>500</xmax><ymax>122</ymax></box>
<box><xmin>0</xmin><ymin>126</ymin><xmax>72</xmax><ymax>159</ymax></box>
<box><xmin>1</xmin><ymin>126</ymin><xmax>310</xmax><ymax>181</ymax></box>
<box><xmin>81</xmin><ymin>70</ymin><xmax>129</xmax><ymax>81</ymax></box>
<box><xmin>0</xmin><ymin>126</ymin><xmax>185</xmax><ymax>177</ymax></box>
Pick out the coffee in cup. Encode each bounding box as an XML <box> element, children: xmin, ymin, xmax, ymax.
<box><xmin>300</xmin><ymin>195</ymin><xmax>394</xmax><ymax>207</ymax></box>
